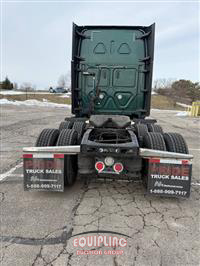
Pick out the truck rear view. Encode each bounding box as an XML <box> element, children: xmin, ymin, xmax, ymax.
<box><xmin>23</xmin><ymin>23</ymin><xmax>193</xmax><ymax>198</ymax></box>
<box><xmin>71</xmin><ymin>24</ymin><xmax>154</xmax><ymax>118</ymax></box>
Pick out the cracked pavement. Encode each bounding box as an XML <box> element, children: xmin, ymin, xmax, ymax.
<box><xmin>0</xmin><ymin>105</ymin><xmax>200</xmax><ymax>266</ymax></box>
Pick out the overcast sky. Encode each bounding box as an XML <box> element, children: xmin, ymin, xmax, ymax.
<box><xmin>1</xmin><ymin>1</ymin><xmax>199</xmax><ymax>89</ymax></box>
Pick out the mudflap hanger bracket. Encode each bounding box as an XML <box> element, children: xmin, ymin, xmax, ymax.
<box><xmin>23</xmin><ymin>146</ymin><xmax>193</xmax><ymax>159</ymax></box>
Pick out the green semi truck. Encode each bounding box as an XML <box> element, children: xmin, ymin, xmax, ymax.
<box><xmin>23</xmin><ymin>23</ymin><xmax>193</xmax><ymax>198</ymax></box>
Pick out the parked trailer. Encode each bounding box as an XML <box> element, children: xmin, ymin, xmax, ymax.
<box><xmin>23</xmin><ymin>23</ymin><xmax>193</xmax><ymax>198</ymax></box>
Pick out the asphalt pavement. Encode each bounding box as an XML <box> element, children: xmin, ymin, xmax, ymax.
<box><xmin>0</xmin><ymin>105</ymin><xmax>199</xmax><ymax>266</ymax></box>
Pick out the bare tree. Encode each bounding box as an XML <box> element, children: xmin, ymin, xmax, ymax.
<box><xmin>20</xmin><ymin>82</ymin><xmax>35</xmax><ymax>92</ymax></box>
<box><xmin>58</xmin><ymin>71</ymin><xmax>71</xmax><ymax>90</ymax></box>
<box><xmin>153</xmin><ymin>78</ymin><xmax>176</xmax><ymax>91</ymax></box>
<box><xmin>58</xmin><ymin>74</ymin><xmax>68</xmax><ymax>87</ymax></box>
<box><xmin>13</xmin><ymin>83</ymin><xmax>18</xmax><ymax>90</ymax></box>
<box><xmin>66</xmin><ymin>70</ymin><xmax>71</xmax><ymax>91</ymax></box>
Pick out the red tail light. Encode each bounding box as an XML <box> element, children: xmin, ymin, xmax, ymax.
<box><xmin>113</xmin><ymin>163</ymin><xmax>123</xmax><ymax>173</ymax></box>
<box><xmin>95</xmin><ymin>161</ymin><xmax>105</xmax><ymax>172</ymax></box>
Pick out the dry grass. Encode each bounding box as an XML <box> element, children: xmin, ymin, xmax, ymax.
<box><xmin>151</xmin><ymin>95</ymin><xmax>184</xmax><ymax>110</ymax></box>
<box><xmin>0</xmin><ymin>93</ymin><xmax>71</xmax><ymax>105</ymax></box>
<box><xmin>0</xmin><ymin>93</ymin><xmax>184</xmax><ymax>110</ymax></box>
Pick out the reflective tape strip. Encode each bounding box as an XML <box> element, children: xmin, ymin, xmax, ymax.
<box><xmin>23</xmin><ymin>153</ymin><xmax>64</xmax><ymax>159</ymax></box>
<box><xmin>149</xmin><ymin>158</ymin><xmax>191</xmax><ymax>165</ymax></box>
<box><xmin>32</xmin><ymin>153</ymin><xmax>54</xmax><ymax>158</ymax></box>
<box><xmin>54</xmin><ymin>154</ymin><xmax>64</xmax><ymax>159</ymax></box>
<box><xmin>149</xmin><ymin>158</ymin><xmax>160</xmax><ymax>163</ymax></box>
<box><xmin>182</xmin><ymin>160</ymin><xmax>190</xmax><ymax>165</ymax></box>
<box><xmin>160</xmin><ymin>159</ymin><xmax>191</xmax><ymax>165</ymax></box>
<box><xmin>23</xmin><ymin>154</ymin><xmax>33</xmax><ymax>158</ymax></box>
<box><xmin>160</xmin><ymin>159</ymin><xmax>182</xmax><ymax>164</ymax></box>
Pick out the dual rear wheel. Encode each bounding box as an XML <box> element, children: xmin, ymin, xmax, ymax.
<box><xmin>35</xmin><ymin>120</ymin><xmax>189</xmax><ymax>188</ymax></box>
<box><xmin>143</xmin><ymin>131</ymin><xmax>189</xmax><ymax>154</ymax></box>
<box><xmin>35</xmin><ymin>119</ymin><xmax>86</xmax><ymax>186</ymax></box>
<box><xmin>163</xmin><ymin>132</ymin><xmax>189</xmax><ymax>154</ymax></box>
<box><xmin>134</xmin><ymin>123</ymin><xmax>188</xmax><ymax>154</ymax></box>
<box><xmin>35</xmin><ymin>128</ymin><xmax>79</xmax><ymax>186</ymax></box>
<box><xmin>59</xmin><ymin>121</ymin><xmax>85</xmax><ymax>144</ymax></box>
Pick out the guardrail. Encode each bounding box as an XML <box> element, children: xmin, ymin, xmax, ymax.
<box><xmin>187</xmin><ymin>101</ymin><xmax>200</xmax><ymax>117</ymax></box>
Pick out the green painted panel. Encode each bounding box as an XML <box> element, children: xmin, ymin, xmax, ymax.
<box><xmin>79</xmin><ymin>29</ymin><xmax>146</xmax><ymax>115</ymax></box>
<box><xmin>80</xmin><ymin>29</ymin><xmax>145</xmax><ymax>65</ymax></box>
<box><xmin>71</xmin><ymin>24</ymin><xmax>155</xmax><ymax>118</ymax></box>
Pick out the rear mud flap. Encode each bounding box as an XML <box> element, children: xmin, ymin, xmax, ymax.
<box><xmin>23</xmin><ymin>154</ymin><xmax>64</xmax><ymax>192</ymax></box>
<box><xmin>143</xmin><ymin>158</ymin><xmax>192</xmax><ymax>198</ymax></box>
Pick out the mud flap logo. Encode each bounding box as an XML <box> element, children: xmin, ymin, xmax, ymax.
<box><xmin>147</xmin><ymin>160</ymin><xmax>192</xmax><ymax>198</ymax></box>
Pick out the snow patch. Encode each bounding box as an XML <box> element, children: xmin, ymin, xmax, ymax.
<box><xmin>176</xmin><ymin>111</ymin><xmax>188</xmax><ymax>117</ymax></box>
<box><xmin>0</xmin><ymin>90</ymin><xmax>53</xmax><ymax>95</ymax></box>
<box><xmin>0</xmin><ymin>98</ymin><xmax>71</xmax><ymax>108</ymax></box>
<box><xmin>0</xmin><ymin>90</ymin><xmax>24</xmax><ymax>95</ymax></box>
<box><xmin>151</xmin><ymin>109</ymin><xmax>178</xmax><ymax>112</ymax></box>
<box><xmin>60</xmin><ymin>92</ymin><xmax>71</xmax><ymax>98</ymax></box>
<box><xmin>152</xmin><ymin>109</ymin><xmax>188</xmax><ymax>116</ymax></box>
<box><xmin>176</xmin><ymin>102</ymin><xmax>191</xmax><ymax>108</ymax></box>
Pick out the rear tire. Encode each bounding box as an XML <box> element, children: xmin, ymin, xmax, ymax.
<box><xmin>148</xmin><ymin>124</ymin><xmax>163</xmax><ymax>134</ymax></box>
<box><xmin>59</xmin><ymin>121</ymin><xmax>73</xmax><ymax>131</ymax></box>
<box><xmin>35</xmin><ymin>129</ymin><xmax>59</xmax><ymax>147</ymax></box>
<box><xmin>56</xmin><ymin>129</ymin><xmax>78</xmax><ymax>186</ymax></box>
<box><xmin>163</xmin><ymin>133</ymin><xmax>189</xmax><ymax>154</ymax></box>
<box><xmin>135</xmin><ymin>124</ymin><xmax>148</xmax><ymax>146</ymax></box>
<box><xmin>143</xmin><ymin>132</ymin><xmax>166</xmax><ymax>151</ymax></box>
<box><xmin>72</xmin><ymin>121</ymin><xmax>86</xmax><ymax>144</ymax></box>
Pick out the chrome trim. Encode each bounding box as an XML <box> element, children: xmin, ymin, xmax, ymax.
<box><xmin>139</xmin><ymin>148</ymin><xmax>193</xmax><ymax>159</ymax></box>
<box><xmin>23</xmin><ymin>145</ymin><xmax>80</xmax><ymax>154</ymax></box>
